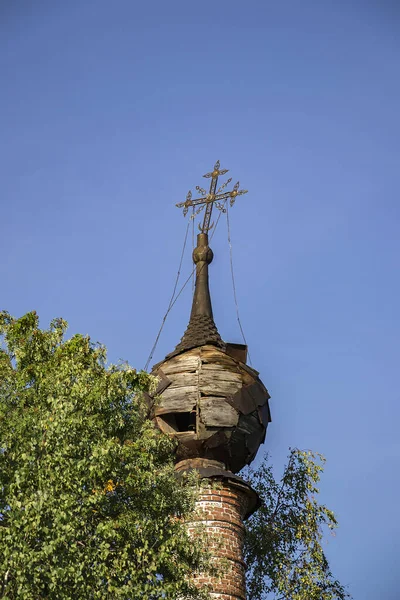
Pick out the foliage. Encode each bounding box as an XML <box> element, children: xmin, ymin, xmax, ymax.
<box><xmin>0</xmin><ymin>311</ymin><xmax>209</xmax><ymax>600</ymax></box>
<box><xmin>0</xmin><ymin>311</ymin><xmax>349</xmax><ymax>600</ymax></box>
<box><xmin>243</xmin><ymin>449</ymin><xmax>350</xmax><ymax>600</ymax></box>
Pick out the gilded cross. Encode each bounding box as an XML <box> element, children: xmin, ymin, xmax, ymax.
<box><xmin>176</xmin><ymin>160</ymin><xmax>248</xmax><ymax>233</ymax></box>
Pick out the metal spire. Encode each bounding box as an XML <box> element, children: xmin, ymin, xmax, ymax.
<box><xmin>167</xmin><ymin>161</ymin><xmax>247</xmax><ymax>358</ymax></box>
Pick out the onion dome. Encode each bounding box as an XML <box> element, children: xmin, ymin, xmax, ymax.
<box><xmin>148</xmin><ymin>227</ymin><xmax>271</xmax><ymax>474</ymax></box>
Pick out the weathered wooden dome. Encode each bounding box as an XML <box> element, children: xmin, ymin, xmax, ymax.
<box><xmin>151</xmin><ymin>344</ymin><xmax>270</xmax><ymax>473</ymax></box>
<box><xmin>148</xmin><ymin>230</ymin><xmax>271</xmax><ymax>474</ymax></box>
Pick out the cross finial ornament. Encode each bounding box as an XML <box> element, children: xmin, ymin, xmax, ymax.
<box><xmin>176</xmin><ymin>160</ymin><xmax>248</xmax><ymax>233</ymax></box>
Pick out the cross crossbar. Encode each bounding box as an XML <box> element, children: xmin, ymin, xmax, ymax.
<box><xmin>176</xmin><ymin>160</ymin><xmax>247</xmax><ymax>233</ymax></box>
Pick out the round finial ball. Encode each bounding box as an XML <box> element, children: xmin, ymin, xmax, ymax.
<box><xmin>212</xmin><ymin>170</ymin><xmax>219</xmax><ymax>177</ymax></box>
<box><xmin>193</xmin><ymin>245</ymin><xmax>213</xmax><ymax>264</ymax></box>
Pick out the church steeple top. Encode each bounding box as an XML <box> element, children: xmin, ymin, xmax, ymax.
<box><xmin>148</xmin><ymin>160</ymin><xmax>271</xmax><ymax>476</ymax></box>
<box><xmin>148</xmin><ymin>161</ymin><xmax>271</xmax><ymax>600</ymax></box>
<box><xmin>167</xmin><ymin>161</ymin><xmax>248</xmax><ymax>359</ymax></box>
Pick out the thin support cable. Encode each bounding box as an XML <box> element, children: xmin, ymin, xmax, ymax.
<box><xmin>144</xmin><ymin>221</ymin><xmax>190</xmax><ymax>371</ymax></box>
<box><xmin>144</xmin><ymin>209</ymin><xmax>225</xmax><ymax>371</ymax></box>
<box><xmin>191</xmin><ymin>206</ymin><xmax>195</xmax><ymax>295</ymax></box>
<box><xmin>226</xmin><ymin>205</ymin><xmax>252</xmax><ymax>366</ymax></box>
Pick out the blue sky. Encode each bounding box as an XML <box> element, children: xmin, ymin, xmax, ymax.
<box><xmin>1</xmin><ymin>1</ymin><xmax>399</xmax><ymax>598</ymax></box>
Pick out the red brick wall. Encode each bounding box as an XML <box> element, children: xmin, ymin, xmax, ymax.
<box><xmin>187</xmin><ymin>481</ymin><xmax>249</xmax><ymax>600</ymax></box>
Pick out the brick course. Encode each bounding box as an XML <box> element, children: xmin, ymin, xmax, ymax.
<box><xmin>186</xmin><ymin>481</ymin><xmax>250</xmax><ymax>600</ymax></box>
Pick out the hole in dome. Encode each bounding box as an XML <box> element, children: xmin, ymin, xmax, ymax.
<box><xmin>158</xmin><ymin>408</ymin><xmax>197</xmax><ymax>433</ymax></box>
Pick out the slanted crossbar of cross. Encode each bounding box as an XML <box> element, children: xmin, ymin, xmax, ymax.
<box><xmin>176</xmin><ymin>160</ymin><xmax>247</xmax><ymax>233</ymax></box>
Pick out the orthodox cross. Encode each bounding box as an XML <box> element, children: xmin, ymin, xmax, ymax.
<box><xmin>176</xmin><ymin>160</ymin><xmax>248</xmax><ymax>233</ymax></box>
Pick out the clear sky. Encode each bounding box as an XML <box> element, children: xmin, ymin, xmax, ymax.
<box><xmin>1</xmin><ymin>1</ymin><xmax>399</xmax><ymax>598</ymax></box>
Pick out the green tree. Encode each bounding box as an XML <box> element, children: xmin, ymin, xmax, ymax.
<box><xmin>243</xmin><ymin>450</ymin><xmax>350</xmax><ymax>600</ymax></box>
<box><xmin>0</xmin><ymin>311</ymin><xmax>208</xmax><ymax>599</ymax></box>
<box><xmin>0</xmin><ymin>311</ymin><xmax>349</xmax><ymax>600</ymax></box>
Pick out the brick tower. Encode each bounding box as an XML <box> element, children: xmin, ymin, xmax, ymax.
<box><xmin>148</xmin><ymin>162</ymin><xmax>271</xmax><ymax>599</ymax></box>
